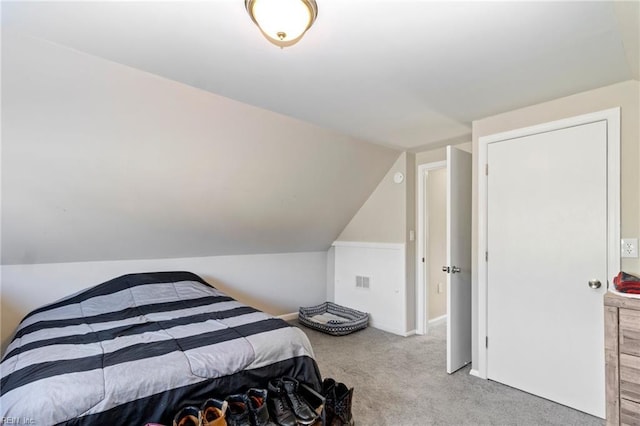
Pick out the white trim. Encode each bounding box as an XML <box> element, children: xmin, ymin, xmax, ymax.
<box><xmin>428</xmin><ymin>314</ymin><xmax>447</xmax><ymax>326</ymax></box>
<box><xmin>369</xmin><ymin>319</ymin><xmax>415</xmax><ymax>337</ymax></box>
<box><xmin>607</xmin><ymin>110</ymin><xmax>622</xmax><ymax>287</ymax></box>
<box><xmin>333</xmin><ymin>243</ymin><xmax>408</xmax><ymax>335</ymax></box>
<box><xmin>415</xmin><ymin>161</ymin><xmax>447</xmax><ymax>335</ymax></box>
<box><xmin>477</xmin><ymin>132</ymin><xmax>489</xmax><ymax>380</ymax></box>
<box><xmin>469</xmin><ymin>369</ymin><xmax>481</xmax><ymax>378</ymax></box>
<box><xmin>277</xmin><ymin>312</ymin><xmax>299</xmax><ymax>321</ymax></box>
<box><xmin>477</xmin><ymin>107</ymin><xmax>621</xmax><ymax>380</ymax></box>
<box><xmin>331</xmin><ymin>241</ymin><xmax>405</xmax><ymax>250</ymax></box>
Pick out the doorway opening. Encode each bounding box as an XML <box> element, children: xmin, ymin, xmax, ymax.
<box><xmin>416</xmin><ymin>161</ymin><xmax>447</xmax><ymax>335</ymax></box>
<box><xmin>416</xmin><ymin>146</ymin><xmax>473</xmax><ymax>374</ymax></box>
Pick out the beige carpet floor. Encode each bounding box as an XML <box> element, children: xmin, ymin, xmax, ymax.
<box><xmin>293</xmin><ymin>320</ymin><xmax>604</xmax><ymax>426</ymax></box>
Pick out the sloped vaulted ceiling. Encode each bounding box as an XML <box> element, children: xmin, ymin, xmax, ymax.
<box><xmin>2</xmin><ymin>0</ymin><xmax>638</xmax><ymax>264</ymax></box>
<box><xmin>1</xmin><ymin>32</ymin><xmax>399</xmax><ymax>264</ymax></box>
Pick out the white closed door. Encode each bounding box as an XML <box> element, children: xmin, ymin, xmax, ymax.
<box><xmin>487</xmin><ymin>120</ymin><xmax>608</xmax><ymax>418</ymax></box>
<box><xmin>446</xmin><ymin>146</ymin><xmax>472</xmax><ymax>374</ymax></box>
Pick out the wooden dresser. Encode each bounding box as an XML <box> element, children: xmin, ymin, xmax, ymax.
<box><xmin>605</xmin><ymin>292</ymin><xmax>640</xmax><ymax>426</ymax></box>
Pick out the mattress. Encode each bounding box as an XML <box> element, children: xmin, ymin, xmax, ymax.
<box><xmin>0</xmin><ymin>271</ymin><xmax>321</xmax><ymax>425</ymax></box>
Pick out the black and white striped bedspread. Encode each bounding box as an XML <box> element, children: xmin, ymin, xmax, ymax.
<box><xmin>0</xmin><ymin>271</ymin><xmax>321</xmax><ymax>425</ymax></box>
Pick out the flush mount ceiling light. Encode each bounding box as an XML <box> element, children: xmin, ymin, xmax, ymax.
<box><xmin>245</xmin><ymin>0</ymin><xmax>318</xmax><ymax>48</ymax></box>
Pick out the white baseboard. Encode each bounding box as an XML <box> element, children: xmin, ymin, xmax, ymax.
<box><xmin>428</xmin><ymin>314</ymin><xmax>447</xmax><ymax>325</ymax></box>
<box><xmin>469</xmin><ymin>369</ymin><xmax>482</xmax><ymax>378</ymax></box>
<box><xmin>277</xmin><ymin>312</ymin><xmax>299</xmax><ymax>321</ymax></box>
<box><xmin>369</xmin><ymin>320</ymin><xmax>413</xmax><ymax>337</ymax></box>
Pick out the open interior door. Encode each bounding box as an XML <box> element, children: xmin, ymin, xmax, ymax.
<box><xmin>445</xmin><ymin>145</ymin><xmax>472</xmax><ymax>374</ymax></box>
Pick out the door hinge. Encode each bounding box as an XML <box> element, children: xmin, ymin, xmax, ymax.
<box><xmin>485</xmin><ymin>164</ymin><xmax>488</xmax><ymax>176</ymax></box>
<box><xmin>486</xmin><ymin>336</ymin><xmax>488</xmax><ymax>348</ymax></box>
<box><xmin>485</xmin><ymin>251</ymin><xmax>488</xmax><ymax>262</ymax></box>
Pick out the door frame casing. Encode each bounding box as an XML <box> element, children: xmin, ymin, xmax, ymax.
<box><xmin>416</xmin><ymin>160</ymin><xmax>446</xmax><ymax>335</ymax></box>
<box><xmin>476</xmin><ymin>107</ymin><xmax>621</xmax><ymax>379</ymax></box>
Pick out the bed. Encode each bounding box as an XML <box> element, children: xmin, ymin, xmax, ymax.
<box><xmin>0</xmin><ymin>271</ymin><xmax>321</xmax><ymax>425</ymax></box>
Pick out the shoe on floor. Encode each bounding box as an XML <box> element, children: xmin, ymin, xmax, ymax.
<box><xmin>331</xmin><ymin>382</ymin><xmax>354</xmax><ymax>426</ymax></box>
<box><xmin>173</xmin><ymin>406</ymin><xmax>201</xmax><ymax>426</ymax></box>
<box><xmin>225</xmin><ymin>393</ymin><xmax>252</xmax><ymax>426</ymax></box>
<box><xmin>246</xmin><ymin>388</ymin><xmax>275</xmax><ymax>426</ymax></box>
<box><xmin>280</xmin><ymin>376</ymin><xmax>319</xmax><ymax>425</ymax></box>
<box><xmin>321</xmin><ymin>378</ymin><xmax>338</xmax><ymax>424</ymax></box>
<box><xmin>201</xmin><ymin>398</ymin><xmax>228</xmax><ymax>426</ymax></box>
<box><xmin>267</xmin><ymin>378</ymin><xmax>297</xmax><ymax>426</ymax></box>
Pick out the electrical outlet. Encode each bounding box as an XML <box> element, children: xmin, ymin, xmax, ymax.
<box><xmin>621</xmin><ymin>238</ymin><xmax>638</xmax><ymax>258</ymax></box>
<box><xmin>437</xmin><ymin>282</ymin><xmax>443</xmax><ymax>294</ymax></box>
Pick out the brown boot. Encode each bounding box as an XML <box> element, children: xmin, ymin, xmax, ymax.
<box><xmin>201</xmin><ymin>398</ymin><xmax>228</xmax><ymax>426</ymax></box>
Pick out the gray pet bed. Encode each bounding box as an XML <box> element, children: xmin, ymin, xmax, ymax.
<box><xmin>298</xmin><ymin>302</ymin><xmax>369</xmax><ymax>336</ymax></box>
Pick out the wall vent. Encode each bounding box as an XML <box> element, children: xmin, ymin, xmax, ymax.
<box><xmin>356</xmin><ymin>275</ymin><xmax>370</xmax><ymax>289</ymax></box>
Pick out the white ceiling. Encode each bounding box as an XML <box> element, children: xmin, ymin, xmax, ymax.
<box><xmin>2</xmin><ymin>1</ymin><xmax>638</xmax><ymax>150</ymax></box>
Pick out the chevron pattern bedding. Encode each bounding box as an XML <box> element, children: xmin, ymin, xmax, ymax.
<box><xmin>0</xmin><ymin>271</ymin><xmax>321</xmax><ymax>425</ymax></box>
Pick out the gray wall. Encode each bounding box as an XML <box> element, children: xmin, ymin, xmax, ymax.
<box><xmin>332</xmin><ymin>152</ymin><xmax>418</xmax><ymax>334</ymax></box>
<box><xmin>427</xmin><ymin>168</ymin><xmax>447</xmax><ymax>319</ymax></box>
<box><xmin>0</xmin><ymin>252</ymin><xmax>328</xmax><ymax>352</ymax></box>
<box><xmin>1</xmin><ymin>31</ymin><xmax>399</xmax><ymax>265</ymax></box>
